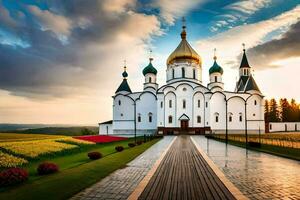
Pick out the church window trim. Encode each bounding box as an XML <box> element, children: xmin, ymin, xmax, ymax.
<box><xmin>198</xmin><ymin>100</ymin><xmax>200</xmax><ymax>108</ymax></box>
<box><xmin>172</xmin><ymin>69</ymin><xmax>175</xmax><ymax>79</ymax></box>
<box><xmin>239</xmin><ymin>113</ymin><xmax>243</xmax><ymax>122</ymax></box>
<box><xmin>214</xmin><ymin>113</ymin><xmax>219</xmax><ymax>123</ymax></box>
<box><xmin>183</xmin><ymin>99</ymin><xmax>186</xmax><ymax>109</ymax></box>
<box><xmin>169</xmin><ymin>100</ymin><xmax>172</xmax><ymax>108</ymax></box>
<box><xmin>254</xmin><ymin>100</ymin><xmax>257</xmax><ymax>105</ymax></box>
<box><xmin>168</xmin><ymin>116</ymin><xmax>173</xmax><ymax>124</ymax></box>
<box><xmin>193</xmin><ymin>69</ymin><xmax>196</xmax><ymax>79</ymax></box>
<box><xmin>118</xmin><ymin>100</ymin><xmax>121</xmax><ymax>106</ymax></box>
<box><xmin>215</xmin><ymin>76</ymin><xmax>217</xmax><ymax>82</ymax></box>
<box><xmin>148</xmin><ymin>112</ymin><xmax>152</xmax><ymax>123</ymax></box>
<box><xmin>182</xmin><ymin>67</ymin><xmax>185</xmax><ymax>78</ymax></box>
<box><xmin>149</xmin><ymin>77</ymin><xmax>152</xmax><ymax>83</ymax></box>
<box><xmin>228</xmin><ymin>113</ymin><xmax>233</xmax><ymax>122</ymax></box>
<box><xmin>197</xmin><ymin>116</ymin><xmax>201</xmax><ymax>123</ymax></box>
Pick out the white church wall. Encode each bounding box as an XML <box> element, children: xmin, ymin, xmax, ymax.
<box><xmin>164</xmin><ymin>92</ymin><xmax>176</xmax><ymax>127</ymax></box>
<box><xmin>193</xmin><ymin>92</ymin><xmax>205</xmax><ymax>127</ymax></box>
<box><xmin>269</xmin><ymin>122</ymin><xmax>300</xmax><ymax>132</ymax></box>
<box><xmin>209</xmin><ymin>92</ymin><xmax>226</xmax><ymax>132</ymax></box>
<box><xmin>113</xmin><ymin>95</ymin><xmax>134</xmax><ymax>132</ymax></box>
<box><xmin>157</xmin><ymin>94</ymin><xmax>164</xmax><ymax>127</ymax></box>
<box><xmin>176</xmin><ymin>84</ymin><xmax>194</xmax><ymax>127</ymax></box>
<box><xmin>136</xmin><ymin>92</ymin><xmax>157</xmax><ymax>131</ymax></box>
<box><xmin>99</xmin><ymin>123</ymin><xmax>113</xmax><ymax>135</ymax></box>
<box><xmin>227</xmin><ymin>96</ymin><xmax>246</xmax><ymax>132</ymax></box>
<box><xmin>204</xmin><ymin>93</ymin><xmax>212</xmax><ymax>127</ymax></box>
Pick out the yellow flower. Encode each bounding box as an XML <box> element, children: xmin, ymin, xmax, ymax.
<box><xmin>0</xmin><ymin>152</ymin><xmax>28</xmax><ymax>168</ymax></box>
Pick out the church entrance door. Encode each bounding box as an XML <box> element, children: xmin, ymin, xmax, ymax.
<box><xmin>180</xmin><ymin>120</ymin><xmax>189</xmax><ymax>130</ymax></box>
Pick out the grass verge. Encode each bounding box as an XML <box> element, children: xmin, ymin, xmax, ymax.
<box><xmin>0</xmin><ymin>138</ymin><xmax>160</xmax><ymax>200</ymax></box>
<box><xmin>211</xmin><ymin>137</ymin><xmax>300</xmax><ymax>161</ymax></box>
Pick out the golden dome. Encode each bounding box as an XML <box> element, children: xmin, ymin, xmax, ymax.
<box><xmin>166</xmin><ymin>26</ymin><xmax>201</xmax><ymax>65</ymax></box>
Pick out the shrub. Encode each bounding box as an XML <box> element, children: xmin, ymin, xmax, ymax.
<box><xmin>37</xmin><ymin>162</ymin><xmax>59</xmax><ymax>175</ymax></box>
<box><xmin>136</xmin><ymin>141</ymin><xmax>143</xmax><ymax>145</ymax></box>
<box><xmin>115</xmin><ymin>146</ymin><xmax>124</xmax><ymax>152</ymax></box>
<box><xmin>88</xmin><ymin>151</ymin><xmax>102</xmax><ymax>160</ymax></box>
<box><xmin>128</xmin><ymin>143</ymin><xmax>136</xmax><ymax>148</ymax></box>
<box><xmin>0</xmin><ymin>168</ymin><xmax>28</xmax><ymax>187</ymax></box>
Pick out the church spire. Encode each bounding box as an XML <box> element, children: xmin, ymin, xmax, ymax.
<box><xmin>180</xmin><ymin>17</ymin><xmax>187</xmax><ymax>39</ymax></box>
<box><xmin>240</xmin><ymin>43</ymin><xmax>250</xmax><ymax>68</ymax></box>
<box><xmin>122</xmin><ymin>60</ymin><xmax>128</xmax><ymax>79</ymax></box>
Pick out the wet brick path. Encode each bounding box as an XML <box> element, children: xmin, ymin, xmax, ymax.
<box><xmin>70</xmin><ymin>136</ymin><xmax>175</xmax><ymax>200</ymax></box>
<box><xmin>192</xmin><ymin>136</ymin><xmax>300</xmax><ymax>200</ymax></box>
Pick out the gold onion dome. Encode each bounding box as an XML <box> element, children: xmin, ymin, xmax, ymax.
<box><xmin>166</xmin><ymin>22</ymin><xmax>201</xmax><ymax>65</ymax></box>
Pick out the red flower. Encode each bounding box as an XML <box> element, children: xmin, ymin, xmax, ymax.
<box><xmin>0</xmin><ymin>168</ymin><xmax>28</xmax><ymax>187</ymax></box>
<box><xmin>73</xmin><ymin>135</ymin><xmax>126</xmax><ymax>143</ymax></box>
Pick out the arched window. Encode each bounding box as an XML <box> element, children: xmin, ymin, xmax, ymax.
<box><xmin>149</xmin><ymin>77</ymin><xmax>152</xmax><ymax>83</ymax></box>
<box><xmin>160</xmin><ymin>101</ymin><xmax>163</xmax><ymax>108</ymax></box>
<box><xmin>169</xmin><ymin>100</ymin><xmax>172</xmax><ymax>108</ymax></box>
<box><xmin>254</xmin><ymin>100</ymin><xmax>257</xmax><ymax>105</ymax></box>
<box><xmin>198</xmin><ymin>100</ymin><xmax>200</xmax><ymax>108</ymax></box>
<box><xmin>172</xmin><ymin>69</ymin><xmax>175</xmax><ymax>79</ymax></box>
<box><xmin>168</xmin><ymin>116</ymin><xmax>173</xmax><ymax>124</ymax></box>
<box><xmin>183</xmin><ymin>100</ymin><xmax>186</xmax><ymax>109</ymax></box>
<box><xmin>193</xmin><ymin>69</ymin><xmax>196</xmax><ymax>79</ymax></box>
<box><xmin>137</xmin><ymin>114</ymin><xmax>141</xmax><ymax>122</ymax></box>
<box><xmin>197</xmin><ymin>116</ymin><xmax>201</xmax><ymax>123</ymax></box>
<box><xmin>239</xmin><ymin>114</ymin><xmax>243</xmax><ymax>122</ymax></box>
<box><xmin>228</xmin><ymin>113</ymin><xmax>233</xmax><ymax>122</ymax></box>
<box><xmin>182</xmin><ymin>67</ymin><xmax>185</xmax><ymax>78</ymax></box>
<box><xmin>215</xmin><ymin>76</ymin><xmax>217</xmax><ymax>82</ymax></box>
<box><xmin>215</xmin><ymin>113</ymin><xmax>219</xmax><ymax>123</ymax></box>
<box><xmin>118</xmin><ymin>100</ymin><xmax>121</xmax><ymax>105</ymax></box>
<box><xmin>148</xmin><ymin>113</ymin><xmax>152</xmax><ymax>123</ymax></box>
<box><xmin>206</xmin><ymin>102</ymin><xmax>208</xmax><ymax>107</ymax></box>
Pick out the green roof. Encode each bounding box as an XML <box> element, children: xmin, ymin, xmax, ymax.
<box><xmin>209</xmin><ymin>60</ymin><xmax>223</xmax><ymax>75</ymax></box>
<box><xmin>115</xmin><ymin>79</ymin><xmax>132</xmax><ymax>93</ymax></box>
<box><xmin>240</xmin><ymin>50</ymin><xmax>251</xmax><ymax>68</ymax></box>
<box><xmin>142</xmin><ymin>61</ymin><xmax>157</xmax><ymax>76</ymax></box>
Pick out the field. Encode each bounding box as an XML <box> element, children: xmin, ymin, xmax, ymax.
<box><xmin>209</xmin><ymin>132</ymin><xmax>300</xmax><ymax>160</ymax></box>
<box><xmin>0</xmin><ymin>133</ymin><xmax>160</xmax><ymax>200</ymax></box>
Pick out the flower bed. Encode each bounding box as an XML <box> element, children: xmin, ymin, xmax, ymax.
<box><xmin>0</xmin><ymin>168</ymin><xmax>28</xmax><ymax>186</ymax></box>
<box><xmin>0</xmin><ymin>140</ymin><xmax>78</xmax><ymax>158</ymax></box>
<box><xmin>37</xmin><ymin>162</ymin><xmax>59</xmax><ymax>175</ymax></box>
<box><xmin>0</xmin><ymin>152</ymin><xmax>28</xmax><ymax>168</ymax></box>
<box><xmin>73</xmin><ymin>135</ymin><xmax>127</xmax><ymax>144</ymax></box>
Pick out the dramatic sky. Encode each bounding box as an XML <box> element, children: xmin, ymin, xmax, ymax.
<box><xmin>0</xmin><ymin>0</ymin><xmax>299</xmax><ymax>124</ymax></box>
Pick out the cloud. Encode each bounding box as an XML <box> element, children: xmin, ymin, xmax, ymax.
<box><xmin>0</xmin><ymin>3</ymin><xmax>19</xmax><ymax>29</ymax></box>
<box><xmin>197</xmin><ymin>5</ymin><xmax>300</xmax><ymax>69</ymax></box>
<box><xmin>247</xmin><ymin>19</ymin><xmax>300</xmax><ymax>69</ymax></box>
<box><xmin>0</xmin><ymin>1</ymin><xmax>161</xmax><ymax>99</ymax></box>
<box><xmin>153</xmin><ymin>0</ymin><xmax>206</xmax><ymax>25</ymax></box>
<box><xmin>211</xmin><ymin>0</ymin><xmax>271</xmax><ymax>31</ymax></box>
<box><xmin>28</xmin><ymin>5</ymin><xmax>72</xmax><ymax>37</ymax></box>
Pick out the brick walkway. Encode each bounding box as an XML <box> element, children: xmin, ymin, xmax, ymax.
<box><xmin>70</xmin><ymin>136</ymin><xmax>175</xmax><ymax>200</ymax></box>
<box><xmin>192</xmin><ymin>136</ymin><xmax>300</xmax><ymax>200</ymax></box>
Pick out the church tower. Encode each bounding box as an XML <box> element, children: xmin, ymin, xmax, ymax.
<box><xmin>235</xmin><ymin>44</ymin><xmax>261</xmax><ymax>94</ymax></box>
<box><xmin>208</xmin><ymin>49</ymin><xmax>224</xmax><ymax>92</ymax></box>
<box><xmin>166</xmin><ymin>18</ymin><xmax>202</xmax><ymax>83</ymax></box>
<box><xmin>142</xmin><ymin>54</ymin><xmax>158</xmax><ymax>92</ymax></box>
<box><xmin>115</xmin><ymin>64</ymin><xmax>132</xmax><ymax>94</ymax></box>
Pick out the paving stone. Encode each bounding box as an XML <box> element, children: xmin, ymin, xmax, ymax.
<box><xmin>70</xmin><ymin>136</ymin><xmax>175</xmax><ymax>200</ymax></box>
<box><xmin>192</xmin><ymin>136</ymin><xmax>300</xmax><ymax>200</ymax></box>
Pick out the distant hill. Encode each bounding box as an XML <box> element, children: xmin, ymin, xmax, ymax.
<box><xmin>0</xmin><ymin>124</ymin><xmax>98</xmax><ymax>136</ymax></box>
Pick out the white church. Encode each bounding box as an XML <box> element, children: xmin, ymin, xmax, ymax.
<box><xmin>99</xmin><ymin>23</ymin><xmax>265</xmax><ymax>135</ymax></box>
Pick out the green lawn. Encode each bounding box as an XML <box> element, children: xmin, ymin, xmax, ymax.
<box><xmin>211</xmin><ymin>137</ymin><xmax>300</xmax><ymax>161</ymax></box>
<box><xmin>0</xmin><ymin>138</ymin><xmax>160</xmax><ymax>200</ymax></box>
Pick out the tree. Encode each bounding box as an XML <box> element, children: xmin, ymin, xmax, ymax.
<box><xmin>279</xmin><ymin>98</ymin><xmax>289</xmax><ymax>122</ymax></box>
<box><xmin>80</xmin><ymin>128</ymin><xmax>94</xmax><ymax>135</ymax></box>
<box><xmin>289</xmin><ymin>99</ymin><xmax>299</xmax><ymax>122</ymax></box>
<box><xmin>269</xmin><ymin>98</ymin><xmax>280</xmax><ymax>122</ymax></box>
<box><xmin>264</xmin><ymin>99</ymin><xmax>270</xmax><ymax>122</ymax></box>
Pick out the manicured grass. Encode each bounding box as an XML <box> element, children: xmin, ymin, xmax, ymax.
<box><xmin>0</xmin><ymin>138</ymin><xmax>160</xmax><ymax>200</ymax></box>
<box><xmin>211</xmin><ymin>137</ymin><xmax>300</xmax><ymax>161</ymax></box>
